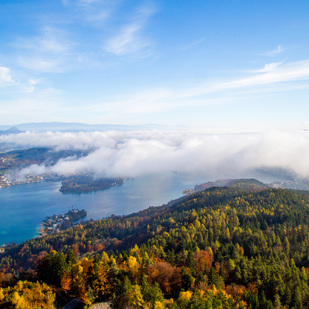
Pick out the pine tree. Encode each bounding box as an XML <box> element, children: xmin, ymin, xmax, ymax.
<box><xmin>274</xmin><ymin>294</ymin><xmax>281</xmax><ymax>309</ymax></box>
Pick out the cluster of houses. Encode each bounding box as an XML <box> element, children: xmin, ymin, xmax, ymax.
<box><xmin>0</xmin><ymin>175</ymin><xmax>11</xmax><ymax>188</ymax></box>
<box><xmin>42</xmin><ymin>213</ymin><xmax>71</xmax><ymax>235</ymax></box>
<box><xmin>0</xmin><ymin>174</ymin><xmax>44</xmax><ymax>188</ymax></box>
<box><xmin>41</xmin><ymin>207</ymin><xmax>84</xmax><ymax>236</ymax></box>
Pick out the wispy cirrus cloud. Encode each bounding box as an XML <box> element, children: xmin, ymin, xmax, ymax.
<box><xmin>254</xmin><ymin>62</ymin><xmax>282</xmax><ymax>73</ymax></box>
<box><xmin>16</xmin><ymin>26</ymin><xmax>74</xmax><ymax>73</ymax></box>
<box><xmin>83</xmin><ymin>59</ymin><xmax>309</xmax><ymax>120</ymax></box>
<box><xmin>221</xmin><ymin>60</ymin><xmax>309</xmax><ymax>89</ymax></box>
<box><xmin>181</xmin><ymin>37</ymin><xmax>206</xmax><ymax>51</ymax></box>
<box><xmin>18</xmin><ymin>27</ymin><xmax>70</xmax><ymax>54</ymax></box>
<box><xmin>180</xmin><ymin>60</ymin><xmax>309</xmax><ymax>98</ymax></box>
<box><xmin>104</xmin><ymin>3</ymin><xmax>157</xmax><ymax>56</ymax></box>
<box><xmin>62</xmin><ymin>0</ymin><xmax>118</xmax><ymax>23</ymax></box>
<box><xmin>266</xmin><ymin>44</ymin><xmax>284</xmax><ymax>57</ymax></box>
<box><xmin>105</xmin><ymin>24</ymin><xmax>149</xmax><ymax>56</ymax></box>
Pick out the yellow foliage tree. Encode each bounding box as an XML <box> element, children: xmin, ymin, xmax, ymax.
<box><xmin>100</xmin><ymin>251</ymin><xmax>110</xmax><ymax>263</ymax></box>
<box><xmin>126</xmin><ymin>284</ymin><xmax>144</xmax><ymax>308</ymax></box>
<box><xmin>124</xmin><ymin>256</ymin><xmax>140</xmax><ymax>280</ymax></box>
<box><xmin>154</xmin><ymin>300</ymin><xmax>166</xmax><ymax>309</ymax></box>
<box><xmin>0</xmin><ymin>288</ymin><xmax>4</xmax><ymax>301</ymax></box>
<box><xmin>9</xmin><ymin>281</ymin><xmax>56</xmax><ymax>309</ymax></box>
<box><xmin>179</xmin><ymin>290</ymin><xmax>192</xmax><ymax>302</ymax></box>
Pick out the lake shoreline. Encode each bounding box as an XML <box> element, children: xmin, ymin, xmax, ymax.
<box><xmin>0</xmin><ymin>174</ymin><xmax>206</xmax><ymax>245</ymax></box>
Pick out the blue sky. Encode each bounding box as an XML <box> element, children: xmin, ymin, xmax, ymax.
<box><xmin>1</xmin><ymin>0</ymin><xmax>309</xmax><ymax>131</ymax></box>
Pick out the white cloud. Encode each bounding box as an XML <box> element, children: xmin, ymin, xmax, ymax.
<box><xmin>266</xmin><ymin>45</ymin><xmax>284</xmax><ymax>56</ymax></box>
<box><xmin>54</xmin><ymin>58</ymin><xmax>309</xmax><ymax>125</ymax></box>
<box><xmin>22</xmin><ymin>78</ymin><xmax>39</xmax><ymax>93</ymax></box>
<box><xmin>3</xmin><ymin>129</ymin><xmax>309</xmax><ymax>181</ymax></box>
<box><xmin>73</xmin><ymin>0</ymin><xmax>117</xmax><ymax>23</ymax></box>
<box><xmin>18</xmin><ymin>57</ymin><xmax>64</xmax><ymax>73</ymax></box>
<box><xmin>17</xmin><ymin>27</ymin><xmax>71</xmax><ymax>54</ymax></box>
<box><xmin>80</xmin><ymin>0</ymin><xmax>99</xmax><ymax>4</ymax></box>
<box><xmin>0</xmin><ymin>66</ymin><xmax>40</xmax><ymax>93</ymax></box>
<box><xmin>224</xmin><ymin>60</ymin><xmax>309</xmax><ymax>88</ymax></box>
<box><xmin>87</xmin><ymin>59</ymin><xmax>309</xmax><ymax>119</ymax></box>
<box><xmin>16</xmin><ymin>27</ymin><xmax>74</xmax><ymax>73</ymax></box>
<box><xmin>60</xmin><ymin>0</ymin><xmax>122</xmax><ymax>28</ymax></box>
<box><xmin>254</xmin><ymin>62</ymin><xmax>282</xmax><ymax>73</ymax></box>
<box><xmin>105</xmin><ymin>23</ymin><xmax>147</xmax><ymax>55</ymax></box>
<box><xmin>0</xmin><ymin>66</ymin><xmax>15</xmax><ymax>86</ymax></box>
<box><xmin>104</xmin><ymin>3</ymin><xmax>156</xmax><ymax>56</ymax></box>
<box><xmin>179</xmin><ymin>60</ymin><xmax>309</xmax><ymax>98</ymax></box>
<box><xmin>181</xmin><ymin>37</ymin><xmax>206</xmax><ymax>51</ymax></box>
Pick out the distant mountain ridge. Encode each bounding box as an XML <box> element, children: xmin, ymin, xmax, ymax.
<box><xmin>0</xmin><ymin>122</ymin><xmax>166</xmax><ymax>132</ymax></box>
<box><xmin>0</xmin><ymin>127</ymin><xmax>23</xmax><ymax>135</ymax></box>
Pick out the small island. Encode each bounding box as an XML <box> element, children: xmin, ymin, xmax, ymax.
<box><xmin>59</xmin><ymin>175</ymin><xmax>124</xmax><ymax>194</ymax></box>
<box><xmin>39</xmin><ymin>207</ymin><xmax>87</xmax><ymax>236</ymax></box>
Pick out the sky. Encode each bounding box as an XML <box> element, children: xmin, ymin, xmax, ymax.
<box><xmin>1</xmin><ymin>0</ymin><xmax>309</xmax><ymax>131</ymax></box>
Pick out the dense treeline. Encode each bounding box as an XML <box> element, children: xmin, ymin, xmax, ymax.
<box><xmin>1</xmin><ymin>187</ymin><xmax>309</xmax><ymax>308</ymax></box>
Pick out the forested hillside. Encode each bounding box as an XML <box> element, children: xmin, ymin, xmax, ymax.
<box><xmin>1</xmin><ymin>186</ymin><xmax>309</xmax><ymax>308</ymax></box>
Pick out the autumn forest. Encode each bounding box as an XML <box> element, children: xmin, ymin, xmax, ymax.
<box><xmin>1</xmin><ymin>184</ymin><xmax>309</xmax><ymax>308</ymax></box>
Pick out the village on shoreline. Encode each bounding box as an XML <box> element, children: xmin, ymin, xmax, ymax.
<box><xmin>39</xmin><ymin>207</ymin><xmax>87</xmax><ymax>237</ymax></box>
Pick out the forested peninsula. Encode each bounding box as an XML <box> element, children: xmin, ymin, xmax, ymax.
<box><xmin>40</xmin><ymin>208</ymin><xmax>87</xmax><ymax>236</ymax></box>
<box><xmin>1</xmin><ymin>182</ymin><xmax>309</xmax><ymax>308</ymax></box>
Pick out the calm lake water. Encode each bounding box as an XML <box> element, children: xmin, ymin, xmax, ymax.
<box><xmin>0</xmin><ymin>174</ymin><xmax>205</xmax><ymax>245</ymax></box>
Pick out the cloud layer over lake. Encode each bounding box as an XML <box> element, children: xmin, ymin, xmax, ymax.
<box><xmin>1</xmin><ymin>129</ymin><xmax>308</xmax><ymax>181</ymax></box>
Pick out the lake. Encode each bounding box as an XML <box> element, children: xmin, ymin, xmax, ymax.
<box><xmin>0</xmin><ymin>173</ymin><xmax>205</xmax><ymax>245</ymax></box>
